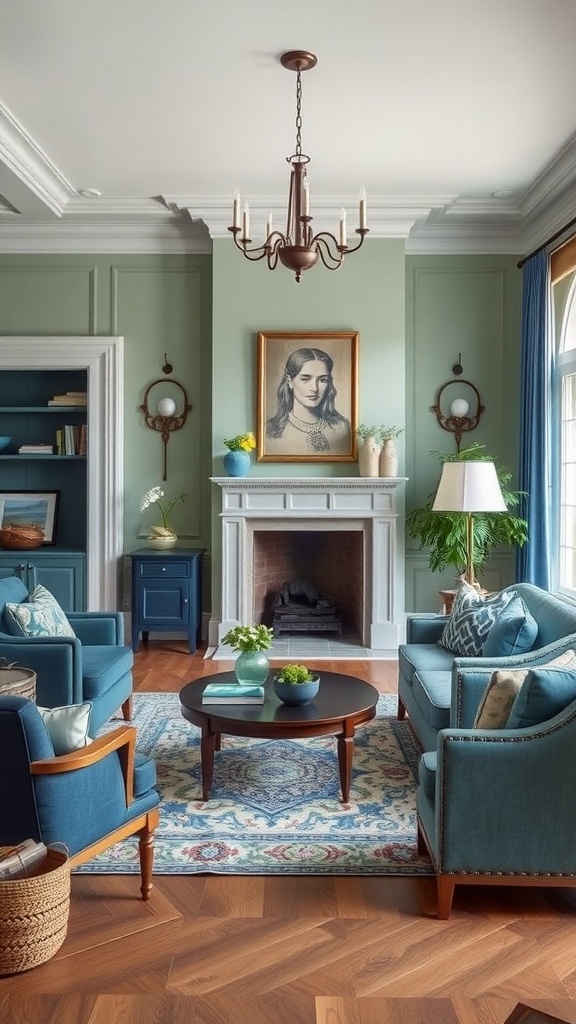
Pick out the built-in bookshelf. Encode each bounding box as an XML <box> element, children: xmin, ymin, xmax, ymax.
<box><xmin>0</xmin><ymin>369</ymin><xmax>88</xmax><ymax>608</ymax></box>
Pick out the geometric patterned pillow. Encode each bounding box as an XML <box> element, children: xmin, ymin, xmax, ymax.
<box><xmin>438</xmin><ymin>582</ymin><xmax>515</xmax><ymax>657</ymax></box>
<box><xmin>4</xmin><ymin>584</ymin><xmax>76</xmax><ymax>638</ymax></box>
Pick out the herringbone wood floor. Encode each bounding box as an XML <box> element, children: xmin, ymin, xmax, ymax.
<box><xmin>2</xmin><ymin>642</ymin><xmax>576</xmax><ymax>1024</ymax></box>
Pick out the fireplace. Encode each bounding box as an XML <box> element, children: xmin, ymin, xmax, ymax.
<box><xmin>211</xmin><ymin>477</ymin><xmax>406</xmax><ymax>654</ymax></box>
<box><xmin>253</xmin><ymin>529</ymin><xmax>363</xmax><ymax>640</ymax></box>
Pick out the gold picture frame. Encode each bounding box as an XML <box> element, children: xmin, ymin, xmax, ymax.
<box><xmin>256</xmin><ymin>330</ymin><xmax>359</xmax><ymax>463</ymax></box>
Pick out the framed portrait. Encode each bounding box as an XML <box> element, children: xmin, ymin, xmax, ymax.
<box><xmin>257</xmin><ymin>330</ymin><xmax>359</xmax><ymax>462</ymax></box>
<box><xmin>0</xmin><ymin>491</ymin><xmax>59</xmax><ymax>545</ymax></box>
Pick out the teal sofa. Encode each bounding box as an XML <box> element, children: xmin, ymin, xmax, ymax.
<box><xmin>0</xmin><ymin>576</ymin><xmax>132</xmax><ymax>735</ymax></box>
<box><xmin>398</xmin><ymin>582</ymin><xmax>576</xmax><ymax>752</ymax></box>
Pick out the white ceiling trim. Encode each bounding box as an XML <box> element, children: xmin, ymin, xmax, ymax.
<box><xmin>0</xmin><ymin>100</ymin><xmax>76</xmax><ymax>217</ymax></box>
<box><xmin>173</xmin><ymin>195</ymin><xmax>457</xmax><ymax>241</ymax></box>
<box><xmin>0</xmin><ymin>110</ymin><xmax>574</xmax><ymax>255</ymax></box>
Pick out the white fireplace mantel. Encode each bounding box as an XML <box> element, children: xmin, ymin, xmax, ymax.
<box><xmin>211</xmin><ymin>477</ymin><xmax>407</xmax><ymax>653</ymax></box>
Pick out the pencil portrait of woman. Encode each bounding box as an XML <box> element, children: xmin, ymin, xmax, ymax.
<box><xmin>257</xmin><ymin>333</ymin><xmax>358</xmax><ymax>460</ymax></box>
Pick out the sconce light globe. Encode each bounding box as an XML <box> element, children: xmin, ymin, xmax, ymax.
<box><xmin>450</xmin><ymin>398</ymin><xmax>470</xmax><ymax>418</ymax></box>
<box><xmin>157</xmin><ymin>397</ymin><xmax>177</xmax><ymax>417</ymax></box>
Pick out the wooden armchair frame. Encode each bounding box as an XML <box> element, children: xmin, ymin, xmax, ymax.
<box><xmin>30</xmin><ymin>725</ymin><xmax>159</xmax><ymax>900</ymax></box>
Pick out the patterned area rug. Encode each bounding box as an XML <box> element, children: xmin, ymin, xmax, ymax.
<box><xmin>77</xmin><ymin>691</ymin><xmax>433</xmax><ymax>876</ymax></box>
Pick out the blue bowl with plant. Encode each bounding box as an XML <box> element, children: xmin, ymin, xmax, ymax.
<box><xmin>273</xmin><ymin>664</ymin><xmax>320</xmax><ymax>705</ymax></box>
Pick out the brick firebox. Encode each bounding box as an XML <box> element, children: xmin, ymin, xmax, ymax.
<box><xmin>253</xmin><ymin>530</ymin><xmax>364</xmax><ymax>640</ymax></box>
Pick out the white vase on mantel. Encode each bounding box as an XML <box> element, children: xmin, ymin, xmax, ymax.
<box><xmin>358</xmin><ymin>436</ymin><xmax>382</xmax><ymax>477</ymax></box>
<box><xmin>379</xmin><ymin>439</ymin><xmax>398</xmax><ymax>477</ymax></box>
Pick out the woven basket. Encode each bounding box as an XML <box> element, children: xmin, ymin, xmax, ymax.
<box><xmin>0</xmin><ymin>846</ymin><xmax>70</xmax><ymax>974</ymax></box>
<box><xmin>0</xmin><ymin>668</ymin><xmax>36</xmax><ymax>701</ymax></box>
<box><xmin>0</xmin><ymin>525</ymin><xmax>44</xmax><ymax>550</ymax></box>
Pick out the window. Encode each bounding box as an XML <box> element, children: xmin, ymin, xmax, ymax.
<box><xmin>553</xmin><ymin>258</ymin><xmax>576</xmax><ymax>594</ymax></box>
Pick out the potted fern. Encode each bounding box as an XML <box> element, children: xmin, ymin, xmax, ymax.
<box><xmin>406</xmin><ymin>443</ymin><xmax>528</xmax><ymax>584</ymax></box>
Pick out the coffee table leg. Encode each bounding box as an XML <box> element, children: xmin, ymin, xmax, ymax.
<box><xmin>337</xmin><ymin>731</ymin><xmax>354</xmax><ymax>802</ymax></box>
<box><xmin>200</xmin><ymin>723</ymin><xmax>217</xmax><ymax>800</ymax></box>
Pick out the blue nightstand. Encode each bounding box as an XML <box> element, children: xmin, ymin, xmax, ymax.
<box><xmin>130</xmin><ymin>548</ymin><xmax>204</xmax><ymax>653</ymax></box>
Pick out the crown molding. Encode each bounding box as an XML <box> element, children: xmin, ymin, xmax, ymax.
<box><xmin>0</xmin><ymin>216</ymin><xmax>212</xmax><ymax>254</ymax></box>
<box><xmin>0</xmin><ymin>101</ymin><xmax>76</xmax><ymax>216</ymax></box>
<box><xmin>0</xmin><ymin>122</ymin><xmax>574</xmax><ymax>254</ymax></box>
<box><xmin>166</xmin><ymin>194</ymin><xmax>456</xmax><ymax>241</ymax></box>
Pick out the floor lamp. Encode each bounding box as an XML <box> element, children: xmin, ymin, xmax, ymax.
<box><xmin>432</xmin><ymin>461</ymin><xmax>507</xmax><ymax>585</ymax></box>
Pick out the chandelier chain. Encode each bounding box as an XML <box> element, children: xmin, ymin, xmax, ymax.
<box><xmin>295</xmin><ymin>71</ymin><xmax>302</xmax><ymax>157</ymax></box>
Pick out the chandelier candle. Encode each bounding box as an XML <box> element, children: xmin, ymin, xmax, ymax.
<box><xmin>228</xmin><ymin>49</ymin><xmax>369</xmax><ymax>282</ymax></box>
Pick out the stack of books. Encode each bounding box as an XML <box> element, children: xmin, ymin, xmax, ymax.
<box><xmin>55</xmin><ymin>423</ymin><xmax>87</xmax><ymax>455</ymax></box>
<box><xmin>47</xmin><ymin>391</ymin><xmax>88</xmax><ymax>407</ymax></box>
<box><xmin>202</xmin><ymin>682</ymin><xmax>265</xmax><ymax>704</ymax></box>
<box><xmin>18</xmin><ymin>443</ymin><xmax>54</xmax><ymax>454</ymax></box>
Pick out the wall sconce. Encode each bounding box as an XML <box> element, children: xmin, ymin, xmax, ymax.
<box><xmin>140</xmin><ymin>377</ymin><xmax>191</xmax><ymax>481</ymax></box>
<box><xmin>430</xmin><ymin>357</ymin><xmax>484</xmax><ymax>452</ymax></box>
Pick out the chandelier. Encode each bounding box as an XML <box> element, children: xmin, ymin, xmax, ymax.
<box><xmin>228</xmin><ymin>50</ymin><xmax>369</xmax><ymax>283</ymax></box>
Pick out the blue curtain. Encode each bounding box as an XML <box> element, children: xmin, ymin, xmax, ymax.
<box><xmin>516</xmin><ymin>250</ymin><xmax>552</xmax><ymax>587</ymax></box>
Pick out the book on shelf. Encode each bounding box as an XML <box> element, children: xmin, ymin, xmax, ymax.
<box><xmin>48</xmin><ymin>391</ymin><xmax>88</xmax><ymax>406</ymax></box>
<box><xmin>202</xmin><ymin>682</ymin><xmax>265</xmax><ymax>704</ymax></box>
<box><xmin>18</xmin><ymin>443</ymin><xmax>54</xmax><ymax>453</ymax></box>
<box><xmin>48</xmin><ymin>399</ymin><xmax>87</xmax><ymax>406</ymax></box>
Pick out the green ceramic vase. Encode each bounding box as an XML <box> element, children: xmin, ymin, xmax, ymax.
<box><xmin>234</xmin><ymin>650</ymin><xmax>270</xmax><ymax>685</ymax></box>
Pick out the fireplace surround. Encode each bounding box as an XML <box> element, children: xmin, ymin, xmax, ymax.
<box><xmin>211</xmin><ymin>477</ymin><xmax>406</xmax><ymax>653</ymax></box>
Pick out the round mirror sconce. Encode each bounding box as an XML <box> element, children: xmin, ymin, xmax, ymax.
<box><xmin>430</xmin><ymin>361</ymin><xmax>484</xmax><ymax>452</ymax></box>
<box><xmin>140</xmin><ymin>377</ymin><xmax>191</xmax><ymax>480</ymax></box>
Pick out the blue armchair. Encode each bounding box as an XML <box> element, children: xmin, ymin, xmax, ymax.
<box><xmin>0</xmin><ymin>696</ymin><xmax>160</xmax><ymax>899</ymax></box>
<box><xmin>417</xmin><ymin>675</ymin><xmax>576</xmax><ymax>919</ymax></box>
<box><xmin>0</xmin><ymin>576</ymin><xmax>133</xmax><ymax>735</ymax></box>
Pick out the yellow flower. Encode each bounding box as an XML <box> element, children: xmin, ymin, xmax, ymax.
<box><xmin>224</xmin><ymin>431</ymin><xmax>256</xmax><ymax>452</ymax></box>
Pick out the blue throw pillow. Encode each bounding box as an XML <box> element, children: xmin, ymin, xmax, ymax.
<box><xmin>482</xmin><ymin>595</ymin><xmax>538</xmax><ymax>658</ymax></box>
<box><xmin>438</xmin><ymin>583</ymin><xmax>515</xmax><ymax>657</ymax></box>
<box><xmin>4</xmin><ymin>584</ymin><xmax>76</xmax><ymax>639</ymax></box>
<box><xmin>506</xmin><ymin>667</ymin><xmax>576</xmax><ymax>729</ymax></box>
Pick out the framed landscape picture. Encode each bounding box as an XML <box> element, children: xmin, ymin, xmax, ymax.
<box><xmin>0</xmin><ymin>491</ymin><xmax>59</xmax><ymax>545</ymax></box>
<box><xmin>256</xmin><ymin>330</ymin><xmax>359</xmax><ymax>462</ymax></box>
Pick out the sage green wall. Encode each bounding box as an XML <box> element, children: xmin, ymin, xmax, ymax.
<box><xmin>210</xmin><ymin>238</ymin><xmax>407</xmax><ymax>629</ymax></box>
<box><xmin>405</xmin><ymin>254</ymin><xmax>523</xmax><ymax>611</ymax></box>
<box><xmin>0</xmin><ymin>248</ymin><xmax>525</xmax><ymax>624</ymax></box>
<box><xmin>0</xmin><ymin>254</ymin><xmax>213</xmax><ymax>610</ymax></box>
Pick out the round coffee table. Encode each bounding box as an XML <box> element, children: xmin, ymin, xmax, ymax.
<box><xmin>179</xmin><ymin>671</ymin><xmax>379</xmax><ymax>802</ymax></box>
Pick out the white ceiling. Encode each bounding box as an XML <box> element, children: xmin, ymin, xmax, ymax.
<box><xmin>1</xmin><ymin>0</ymin><xmax>576</xmax><ymax>253</ymax></box>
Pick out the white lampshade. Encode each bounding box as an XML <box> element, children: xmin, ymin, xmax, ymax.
<box><xmin>157</xmin><ymin>397</ymin><xmax>176</xmax><ymax>417</ymax></box>
<box><xmin>450</xmin><ymin>398</ymin><xmax>470</xmax><ymax>417</ymax></box>
<box><xmin>432</xmin><ymin>461</ymin><xmax>507</xmax><ymax>513</ymax></box>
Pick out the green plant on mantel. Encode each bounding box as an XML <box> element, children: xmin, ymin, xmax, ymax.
<box><xmin>406</xmin><ymin>443</ymin><xmax>528</xmax><ymax>579</ymax></box>
<box><xmin>356</xmin><ymin>424</ymin><xmax>403</xmax><ymax>442</ymax></box>
<box><xmin>380</xmin><ymin>426</ymin><xmax>403</xmax><ymax>441</ymax></box>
